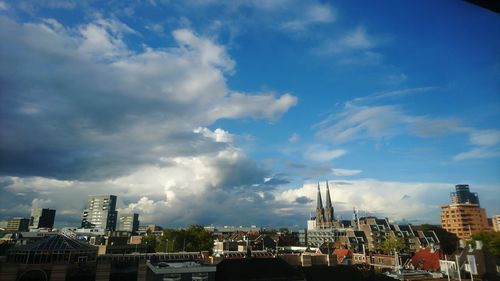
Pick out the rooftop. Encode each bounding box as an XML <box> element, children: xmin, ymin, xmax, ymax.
<box><xmin>11</xmin><ymin>234</ymin><xmax>97</xmax><ymax>252</ymax></box>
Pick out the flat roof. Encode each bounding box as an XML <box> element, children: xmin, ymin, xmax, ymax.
<box><xmin>147</xmin><ymin>261</ymin><xmax>216</xmax><ymax>274</ymax></box>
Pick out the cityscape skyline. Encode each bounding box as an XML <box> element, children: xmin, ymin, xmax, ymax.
<box><xmin>0</xmin><ymin>1</ymin><xmax>499</xmax><ymax>228</ymax></box>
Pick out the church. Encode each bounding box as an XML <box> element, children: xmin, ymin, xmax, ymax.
<box><xmin>313</xmin><ymin>181</ymin><xmax>341</xmax><ymax>229</ymax></box>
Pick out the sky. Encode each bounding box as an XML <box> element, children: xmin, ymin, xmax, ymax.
<box><xmin>0</xmin><ymin>0</ymin><xmax>499</xmax><ymax>228</ymax></box>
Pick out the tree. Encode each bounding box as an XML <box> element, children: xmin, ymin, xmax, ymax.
<box><xmin>141</xmin><ymin>234</ymin><xmax>158</xmax><ymax>253</ymax></box>
<box><xmin>377</xmin><ymin>237</ymin><xmax>405</xmax><ymax>255</ymax></box>
<box><xmin>419</xmin><ymin>224</ymin><xmax>458</xmax><ymax>255</ymax></box>
<box><xmin>158</xmin><ymin>225</ymin><xmax>213</xmax><ymax>253</ymax></box>
<box><xmin>471</xmin><ymin>231</ymin><xmax>500</xmax><ymax>257</ymax></box>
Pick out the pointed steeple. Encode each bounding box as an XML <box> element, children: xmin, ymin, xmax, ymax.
<box><xmin>325</xmin><ymin>181</ymin><xmax>332</xmax><ymax>208</ymax></box>
<box><xmin>316</xmin><ymin>182</ymin><xmax>323</xmax><ymax>210</ymax></box>
<box><xmin>315</xmin><ymin>182</ymin><xmax>325</xmax><ymax>226</ymax></box>
<box><xmin>324</xmin><ymin>181</ymin><xmax>334</xmax><ymax>223</ymax></box>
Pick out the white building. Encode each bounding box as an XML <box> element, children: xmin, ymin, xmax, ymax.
<box><xmin>81</xmin><ymin>195</ymin><xmax>117</xmax><ymax>231</ymax></box>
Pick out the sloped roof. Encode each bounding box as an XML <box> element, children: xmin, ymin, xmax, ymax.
<box><xmin>334</xmin><ymin>248</ymin><xmax>352</xmax><ymax>264</ymax></box>
<box><xmin>13</xmin><ymin>234</ymin><xmax>97</xmax><ymax>252</ymax></box>
<box><xmin>411</xmin><ymin>248</ymin><xmax>440</xmax><ymax>271</ymax></box>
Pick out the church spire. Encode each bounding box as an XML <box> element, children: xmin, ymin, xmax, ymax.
<box><xmin>316</xmin><ymin>182</ymin><xmax>323</xmax><ymax>210</ymax></box>
<box><xmin>325</xmin><ymin>181</ymin><xmax>332</xmax><ymax>208</ymax></box>
<box><xmin>315</xmin><ymin>182</ymin><xmax>325</xmax><ymax>226</ymax></box>
<box><xmin>323</xmin><ymin>181</ymin><xmax>334</xmax><ymax>223</ymax></box>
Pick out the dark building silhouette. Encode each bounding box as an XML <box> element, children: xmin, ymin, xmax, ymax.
<box><xmin>450</xmin><ymin>184</ymin><xmax>480</xmax><ymax>205</ymax></box>
<box><xmin>30</xmin><ymin>208</ymin><xmax>56</xmax><ymax>229</ymax></box>
<box><xmin>216</xmin><ymin>258</ymin><xmax>305</xmax><ymax>281</ymax></box>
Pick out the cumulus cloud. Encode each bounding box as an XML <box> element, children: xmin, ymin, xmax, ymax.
<box><xmin>0</xmin><ymin>145</ymin><xmax>273</xmax><ymax>226</ymax></box>
<box><xmin>276</xmin><ymin>180</ymin><xmax>500</xmax><ymax>223</ymax></box>
<box><xmin>0</xmin><ymin>16</ymin><xmax>296</xmax><ymax>180</ymax></box>
<box><xmin>194</xmin><ymin>127</ymin><xmax>234</xmax><ymax>143</ymax></box>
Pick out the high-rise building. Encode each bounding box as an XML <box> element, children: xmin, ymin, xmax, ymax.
<box><xmin>6</xmin><ymin>218</ymin><xmax>30</xmax><ymax>232</ymax></box>
<box><xmin>119</xmin><ymin>213</ymin><xmax>139</xmax><ymax>232</ymax></box>
<box><xmin>81</xmin><ymin>195</ymin><xmax>117</xmax><ymax>231</ymax></box>
<box><xmin>450</xmin><ymin>184</ymin><xmax>479</xmax><ymax>204</ymax></box>
<box><xmin>441</xmin><ymin>184</ymin><xmax>490</xmax><ymax>239</ymax></box>
<box><xmin>493</xmin><ymin>215</ymin><xmax>500</xmax><ymax>232</ymax></box>
<box><xmin>30</xmin><ymin>208</ymin><xmax>56</xmax><ymax>229</ymax></box>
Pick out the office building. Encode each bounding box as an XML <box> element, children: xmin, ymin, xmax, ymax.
<box><xmin>81</xmin><ymin>195</ymin><xmax>117</xmax><ymax>231</ymax></box>
<box><xmin>30</xmin><ymin>208</ymin><xmax>56</xmax><ymax>229</ymax></box>
<box><xmin>441</xmin><ymin>184</ymin><xmax>490</xmax><ymax>239</ymax></box>
<box><xmin>119</xmin><ymin>213</ymin><xmax>139</xmax><ymax>232</ymax></box>
<box><xmin>6</xmin><ymin>218</ymin><xmax>30</xmax><ymax>232</ymax></box>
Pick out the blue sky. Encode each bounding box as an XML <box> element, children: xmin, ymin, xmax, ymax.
<box><xmin>0</xmin><ymin>0</ymin><xmax>499</xmax><ymax>227</ymax></box>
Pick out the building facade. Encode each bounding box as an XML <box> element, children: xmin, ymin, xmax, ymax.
<box><xmin>29</xmin><ymin>208</ymin><xmax>56</xmax><ymax>229</ymax></box>
<box><xmin>450</xmin><ymin>184</ymin><xmax>479</xmax><ymax>204</ymax></box>
<box><xmin>441</xmin><ymin>185</ymin><xmax>490</xmax><ymax>239</ymax></box>
<box><xmin>306</xmin><ymin>181</ymin><xmax>439</xmax><ymax>254</ymax></box>
<box><xmin>493</xmin><ymin>215</ymin><xmax>500</xmax><ymax>232</ymax></box>
<box><xmin>6</xmin><ymin>218</ymin><xmax>30</xmax><ymax>232</ymax></box>
<box><xmin>81</xmin><ymin>195</ymin><xmax>118</xmax><ymax>231</ymax></box>
<box><xmin>119</xmin><ymin>213</ymin><xmax>139</xmax><ymax>233</ymax></box>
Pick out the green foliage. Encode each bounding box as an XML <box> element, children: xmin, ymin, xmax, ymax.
<box><xmin>420</xmin><ymin>224</ymin><xmax>458</xmax><ymax>255</ymax></box>
<box><xmin>376</xmin><ymin>236</ymin><xmax>406</xmax><ymax>255</ymax></box>
<box><xmin>470</xmin><ymin>231</ymin><xmax>500</xmax><ymax>257</ymax></box>
<box><xmin>141</xmin><ymin>235</ymin><xmax>158</xmax><ymax>253</ymax></box>
<box><xmin>278</xmin><ymin>227</ymin><xmax>290</xmax><ymax>234</ymax></box>
<box><xmin>157</xmin><ymin>225</ymin><xmax>213</xmax><ymax>254</ymax></box>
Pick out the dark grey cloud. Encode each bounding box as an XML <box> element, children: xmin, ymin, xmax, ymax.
<box><xmin>294</xmin><ymin>196</ymin><xmax>312</xmax><ymax>204</ymax></box>
<box><xmin>0</xmin><ymin>16</ymin><xmax>296</xmax><ymax>181</ymax></box>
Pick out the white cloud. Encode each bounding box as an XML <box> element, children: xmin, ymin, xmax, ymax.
<box><xmin>194</xmin><ymin>127</ymin><xmax>233</xmax><ymax>143</ymax></box>
<box><xmin>332</xmin><ymin>168</ymin><xmax>362</xmax><ymax>176</ymax></box>
<box><xmin>209</xmin><ymin>92</ymin><xmax>298</xmax><ymax>121</ymax></box>
<box><xmin>0</xmin><ymin>16</ymin><xmax>297</xmax><ymax>179</ymax></box>
<box><xmin>0</xmin><ymin>145</ymin><xmax>271</xmax><ymax>225</ymax></box>
<box><xmin>173</xmin><ymin>28</ymin><xmax>235</xmax><ymax>72</ymax></box>
<box><xmin>352</xmin><ymin>87</ymin><xmax>436</xmax><ymax>104</ymax></box>
<box><xmin>78</xmin><ymin>18</ymin><xmax>135</xmax><ymax>60</ymax></box>
<box><xmin>281</xmin><ymin>3</ymin><xmax>335</xmax><ymax>32</ymax></box>
<box><xmin>384</xmin><ymin>73</ymin><xmax>407</xmax><ymax>85</ymax></box>
<box><xmin>276</xmin><ymin>180</ymin><xmax>499</xmax><ymax>223</ymax></box>
<box><xmin>288</xmin><ymin>133</ymin><xmax>300</xmax><ymax>143</ymax></box>
<box><xmin>317</xmin><ymin>95</ymin><xmax>500</xmax><ymax>162</ymax></box>
<box><xmin>313</xmin><ymin>26</ymin><xmax>385</xmax><ymax>65</ymax></box>
<box><xmin>453</xmin><ymin>147</ymin><xmax>500</xmax><ymax>161</ymax></box>
<box><xmin>304</xmin><ymin>145</ymin><xmax>346</xmax><ymax>162</ymax></box>
<box><xmin>453</xmin><ymin>129</ymin><xmax>500</xmax><ymax>160</ymax></box>
<box><xmin>314</xmin><ymin>26</ymin><xmax>375</xmax><ymax>55</ymax></box>
<box><xmin>316</xmin><ymin>105</ymin><xmax>405</xmax><ymax>143</ymax></box>
<box><xmin>469</xmin><ymin>130</ymin><xmax>500</xmax><ymax>147</ymax></box>
<box><xmin>0</xmin><ymin>1</ymin><xmax>8</xmax><ymax>10</ymax></box>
